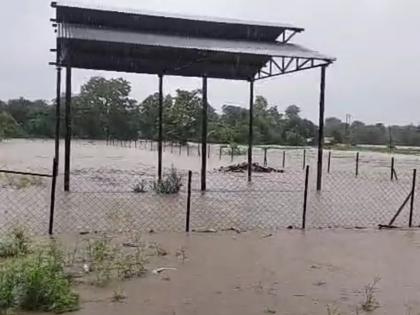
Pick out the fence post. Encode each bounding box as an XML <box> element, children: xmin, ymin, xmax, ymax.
<box><xmin>208</xmin><ymin>144</ymin><xmax>210</xmax><ymax>159</ymax></box>
<box><xmin>355</xmin><ymin>152</ymin><xmax>360</xmax><ymax>177</ymax></box>
<box><xmin>282</xmin><ymin>150</ymin><xmax>286</xmax><ymax>168</ymax></box>
<box><xmin>187</xmin><ymin>143</ymin><xmax>190</xmax><ymax>156</ymax></box>
<box><xmin>48</xmin><ymin>158</ymin><xmax>58</xmax><ymax>235</ymax></box>
<box><xmin>231</xmin><ymin>147</ymin><xmax>234</xmax><ymax>162</ymax></box>
<box><xmin>197</xmin><ymin>143</ymin><xmax>200</xmax><ymax>156</ymax></box>
<box><xmin>327</xmin><ymin>151</ymin><xmax>331</xmax><ymax>173</ymax></box>
<box><xmin>186</xmin><ymin>170</ymin><xmax>192</xmax><ymax>232</ymax></box>
<box><xmin>302</xmin><ymin>149</ymin><xmax>306</xmax><ymax>170</ymax></box>
<box><xmin>179</xmin><ymin>144</ymin><xmax>182</xmax><ymax>155</ymax></box>
<box><xmin>219</xmin><ymin>146</ymin><xmax>222</xmax><ymax>160</ymax></box>
<box><xmin>391</xmin><ymin>157</ymin><xmax>395</xmax><ymax>181</ymax></box>
<box><xmin>263</xmin><ymin>148</ymin><xmax>268</xmax><ymax>167</ymax></box>
<box><xmin>302</xmin><ymin>165</ymin><xmax>310</xmax><ymax>229</ymax></box>
<box><xmin>409</xmin><ymin>169</ymin><xmax>417</xmax><ymax>227</ymax></box>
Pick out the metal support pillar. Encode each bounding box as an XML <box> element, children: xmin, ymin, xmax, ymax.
<box><xmin>316</xmin><ymin>65</ymin><xmax>327</xmax><ymax>191</ymax></box>
<box><xmin>248</xmin><ymin>79</ymin><xmax>254</xmax><ymax>182</ymax></box>
<box><xmin>54</xmin><ymin>67</ymin><xmax>61</xmax><ymax>164</ymax></box>
<box><xmin>158</xmin><ymin>74</ymin><xmax>163</xmax><ymax>181</ymax></box>
<box><xmin>64</xmin><ymin>66</ymin><xmax>72</xmax><ymax>192</ymax></box>
<box><xmin>201</xmin><ymin>76</ymin><xmax>208</xmax><ymax>191</ymax></box>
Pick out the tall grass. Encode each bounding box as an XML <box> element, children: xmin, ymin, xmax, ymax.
<box><xmin>0</xmin><ymin>243</ymin><xmax>79</xmax><ymax>313</ymax></box>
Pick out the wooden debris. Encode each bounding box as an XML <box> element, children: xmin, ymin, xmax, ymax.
<box><xmin>218</xmin><ymin>162</ymin><xmax>284</xmax><ymax>173</ymax></box>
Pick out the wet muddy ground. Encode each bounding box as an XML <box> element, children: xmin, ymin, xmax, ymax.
<box><xmin>20</xmin><ymin>229</ymin><xmax>420</xmax><ymax>315</ymax></box>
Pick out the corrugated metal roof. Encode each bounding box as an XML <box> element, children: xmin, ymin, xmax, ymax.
<box><xmin>59</xmin><ymin>24</ymin><xmax>334</xmax><ymax>61</ymax></box>
<box><xmin>55</xmin><ymin>1</ymin><xmax>303</xmax><ymax>32</ymax></box>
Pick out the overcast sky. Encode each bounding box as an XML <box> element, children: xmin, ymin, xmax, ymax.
<box><xmin>1</xmin><ymin>0</ymin><xmax>419</xmax><ymax>125</ymax></box>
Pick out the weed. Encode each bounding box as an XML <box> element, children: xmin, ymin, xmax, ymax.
<box><xmin>175</xmin><ymin>246</ymin><xmax>187</xmax><ymax>263</ymax></box>
<box><xmin>132</xmin><ymin>179</ymin><xmax>148</xmax><ymax>193</ymax></box>
<box><xmin>84</xmin><ymin>235</ymin><xmax>147</xmax><ymax>286</ymax></box>
<box><xmin>0</xmin><ymin>227</ymin><xmax>30</xmax><ymax>258</ymax></box>
<box><xmin>153</xmin><ymin>166</ymin><xmax>182</xmax><ymax>194</ymax></box>
<box><xmin>85</xmin><ymin>236</ymin><xmax>115</xmax><ymax>286</ymax></box>
<box><xmin>0</xmin><ymin>243</ymin><xmax>79</xmax><ymax>314</ymax></box>
<box><xmin>361</xmin><ymin>277</ymin><xmax>380</xmax><ymax>312</ymax></box>
<box><xmin>326</xmin><ymin>305</ymin><xmax>343</xmax><ymax>315</ymax></box>
<box><xmin>111</xmin><ymin>287</ymin><xmax>126</xmax><ymax>303</ymax></box>
<box><xmin>0</xmin><ymin>174</ymin><xmax>44</xmax><ymax>189</ymax></box>
<box><xmin>148</xmin><ymin>242</ymin><xmax>168</xmax><ymax>256</ymax></box>
<box><xmin>264</xmin><ymin>307</ymin><xmax>276</xmax><ymax>314</ymax></box>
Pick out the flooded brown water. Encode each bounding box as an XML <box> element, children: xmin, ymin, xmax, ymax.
<box><xmin>18</xmin><ymin>229</ymin><xmax>420</xmax><ymax>315</ymax></box>
<box><xmin>1</xmin><ymin>139</ymin><xmax>420</xmax><ymax>234</ymax></box>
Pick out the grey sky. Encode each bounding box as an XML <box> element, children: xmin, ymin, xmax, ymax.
<box><xmin>1</xmin><ymin>0</ymin><xmax>419</xmax><ymax>125</ymax></box>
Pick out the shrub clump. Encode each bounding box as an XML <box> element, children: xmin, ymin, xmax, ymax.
<box><xmin>132</xmin><ymin>179</ymin><xmax>148</xmax><ymax>193</ymax></box>
<box><xmin>0</xmin><ymin>244</ymin><xmax>79</xmax><ymax>314</ymax></box>
<box><xmin>153</xmin><ymin>167</ymin><xmax>182</xmax><ymax>194</ymax></box>
<box><xmin>0</xmin><ymin>227</ymin><xmax>30</xmax><ymax>258</ymax></box>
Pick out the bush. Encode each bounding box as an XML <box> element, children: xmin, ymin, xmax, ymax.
<box><xmin>132</xmin><ymin>179</ymin><xmax>148</xmax><ymax>193</ymax></box>
<box><xmin>153</xmin><ymin>167</ymin><xmax>182</xmax><ymax>194</ymax></box>
<box><xmin>0</xmin><ymin>227</ymin><xmax>30</xmax><ymax>258</ymax></box>
<box><xmin>0</xmin><ymin>244</ymin><xmax>79</xmax><ymax>313</ymax></box>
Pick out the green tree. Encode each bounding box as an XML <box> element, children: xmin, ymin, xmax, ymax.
<box><xmin>74</xmin><ymin>77</ymin><xmax>138</xmax><ymax>140</ymax></box>
<box><xmin>0</xmin><ymin>111</ymin><xmax>21</xmax><ymax>139</ymax></box>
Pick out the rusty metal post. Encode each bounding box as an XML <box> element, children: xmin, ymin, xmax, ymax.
<box><xmin>409</xmin><ymin>169</ymin><xmax>417</xmax><ymax>227</ymax></box>
<box><xmin>316</xmin><ymin>65</ymin><xmax>327</xmax><ymax>191</ymax></box>
<box><xmin>282</xmin><ymin>150</ymin><xmax>286</xmax><ymax>168</ymax></box>
<box><xmin>391</xmin><ymin>157</ymin><xmax>395</xmax><ymax>181</ymax></box>
<box><xmin>201</xmin><ymin>76</ymin><xmax>208</xmax><ymax>191</ymax></box>
<box><xmin>186</xmin><ymin>170</ymin><xmax>192</xmax><ymax>232</ymax></box>
<box><xmin>64</xmin><ymin>65</ymin><xmax>72</xmax><ymax>192</ymax></box>
<box><xmin>158</xmin><ymin>74</ymin><xmax>163</xmax><ymax>181</ymax></box>
<box><xmin>327</xmin><ymin>150</ymin><xmax>331</xmax><ymax>173</ymax></box>
<box><xmin>302</xmin><ymin>165</ymin><xmax>310</xmax><ymax>229</ymax></box>
<box><xmin>355</xmin><ymin>152</ymin><xmax>360</xmax><ymax>177</ymax></box>
<box><xmin>248</xmin><ymin>79</ymin><xmax>254</xmax><ymax>182</ymax></box>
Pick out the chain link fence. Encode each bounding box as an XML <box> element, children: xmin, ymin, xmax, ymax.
<box><xmin>0</xmin><ymin>170</ymin><xmax>52</xmax><ymax>234</ymax></box>
<box><xmin>0</xmin><ymin>165</ymin><xmax>418</xmax><ymax>235</ymax></box>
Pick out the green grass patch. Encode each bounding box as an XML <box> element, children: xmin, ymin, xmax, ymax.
<box><xmin>0</xmin><ymin>227</ymin><xmax>31</xmax><ymax>258</ymax></box>
<box><xmin>0</xmin><ymin>243</ymin><xmax>79</xmax><ymax>314</ymax></box>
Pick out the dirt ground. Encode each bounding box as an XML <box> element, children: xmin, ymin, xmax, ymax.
<box><xmin>27</xmin><ymin>229</ymin><xmax>420</xmax><ymax>315</ymax></box>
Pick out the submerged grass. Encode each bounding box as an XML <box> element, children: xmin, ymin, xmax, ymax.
<box><xmin>0</xmin><ymin>227</ymin><xmax>31</xmax><ymax>258</ymax></box>
<box><xmin>153</xmin><ymin>166</ymin><xmax>182</xmax><ymax>194</ymax></box>
<box><xmin>0</xmin><ymin>173</ymin><xmax>44</xmax><ymax>189</ymax></box>
<box><xmin>0</xmin><ymin>243</ymin><xmax>79</xmax><ymax>314</ymax></box>
<box><xmin>0</xmin><ymin>229</ymin><xmax>165</xmax><ymax>313</ymax></box>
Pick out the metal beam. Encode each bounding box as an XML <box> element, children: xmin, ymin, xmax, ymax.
<box><xmin>158</xmin><ymin>74</ymin><xmax>163</xmax><ymax>181</ymax></box>
<box><xmin>201</xmin><ymin>76</ymin><xmax>208</xmax><ymax>191</ymax></box>
<box><xmin>316</xmin><ymin>65</ymin><xmax>327</xmax><ymax>191</ymax></box>
<box><xmin>64</xmin><ymin>65</ymin><xmax>72</xmax><ymax>191</ymax></box>
<box><xmin>248</xmin><ymin>79</ymin><xmax>254</xmax><ymax>182</ymax></box>
<box><xmin>255</xmin><ymin>60</ymin><xmax>331</xmax><ymax>81</ymax></box>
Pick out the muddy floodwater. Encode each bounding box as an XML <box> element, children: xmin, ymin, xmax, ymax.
<box><xmin>18</xmin><ymin>229</ymin><xmax>420</xmax><ymax>315</ymax></box>
<box><xmin>1</xmin><ymin>139</ymin><xmax>420</xmax><ymax>234</ymax></box>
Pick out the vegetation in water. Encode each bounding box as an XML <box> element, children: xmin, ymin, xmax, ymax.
<box><xmin>153</xmin><ymin>167</ymin><xmax>182</xmax><ymax>194</ymax></box>
<box><xmin>0</xmin><ymin>243</ymin><xmax>79</xmax><ymax>314</ymax></box>
<box><xmin>0</xmin><ymin>227</ymin><xmax>31</xmax><ymax>258</ymax></box>
<box><xmin>132</xmin><ymin>179</ymin><xmax>148</xmax><ymax>193</ymax></box>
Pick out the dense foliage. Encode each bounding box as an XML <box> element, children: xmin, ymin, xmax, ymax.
<box><xmin>1</xmin><ymin>76</ymin><xmax>420</xmax><ymax>147</ymax></box>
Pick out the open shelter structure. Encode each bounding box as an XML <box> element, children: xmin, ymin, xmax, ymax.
<box><xmin>50</xmin><ymin>1</ymin><xmax>335</xmax><ymax>194</ymax></box>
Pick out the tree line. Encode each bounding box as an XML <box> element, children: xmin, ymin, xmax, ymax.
<box><xmin>1</xmin><ymin>76</ymin><xmax>420</xmax><ymax>147</ymax></box>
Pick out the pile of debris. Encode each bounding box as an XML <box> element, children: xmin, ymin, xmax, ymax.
<box><xmin>218</xmin><ymin>162</ymin><xmax>284</xmax><ymax>173</ymax></box>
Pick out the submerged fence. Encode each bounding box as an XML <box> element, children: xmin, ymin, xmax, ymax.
<box><xmin>0</xmin><ymin>164</ymin><xmax>418</xmax><ymax>235</ymax></box>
